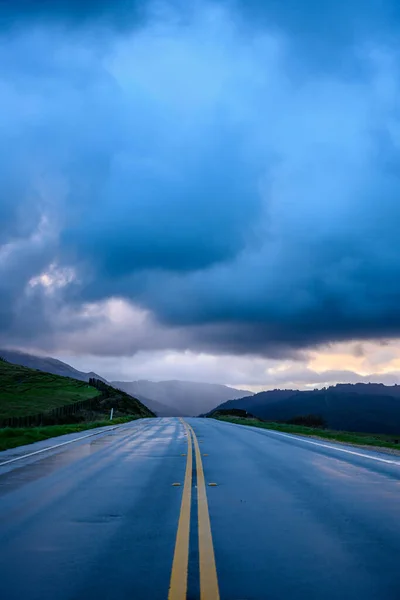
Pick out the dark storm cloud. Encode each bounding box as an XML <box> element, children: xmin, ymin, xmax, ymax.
<box><xmin>234</xmin><ymin>0</ymin><xmax>400</xmax><ymax>59</ymax></box>
<box><xmin>3</xmin><ymin>0</ymin><xmax>398</xmax><ymax>75</ymax></box>
<box><xmin>0</xmin><ymin>0</ymin><xmax>142</xmax><ymax>28</ymax></box>
<box><xmin>2</xmin><ymin>0</ymin><xmax>400</xmax><ymax>357</ymax></box>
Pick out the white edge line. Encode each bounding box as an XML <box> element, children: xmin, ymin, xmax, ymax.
<box><xmin>0</xmin><ymin>425</ymin><xmax>122</xmax><ymax>467</ymax></box>
<box><xmin>221</xmin><ymin>420</ymin><xmax>400</xmax><ymax>466</ymax></box>
<box><xmin>263</xmin><ymin>428</ymin><xmax>400</xmax><ymax>465</ymax></box>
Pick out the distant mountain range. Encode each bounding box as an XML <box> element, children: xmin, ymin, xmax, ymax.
<box><xmin>8</xmin><ymin>348</ymin><xmax>398</xmax><ymax>432</ymax></box>
<box><xmin>0</xmin><ymin>349</ymin><xmax>252</xmax><ymax>417</ymax></box>
<box><xmin>0</xmin><ymin>349</ymin><xmax>107</xmax><ymax>383</ymax></box>
<box><xmin>112</xmin><ymin>380</ymin><xmax>253</xmax><ymax>417</ymax></box>
<box><xmin>211</xmin><ymin>383</ymin><xmax>400</xmax><ymax>435</ymax></box>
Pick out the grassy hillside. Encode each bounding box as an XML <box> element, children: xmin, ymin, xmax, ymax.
<box><xmin>0</xmin><ymin>359</ymin><xmax>101</xmax><ymax>419</ymax></box>
<box><xmin>87</xmin><ymin>378</ymin><xmax>155</xmax><ymax>419</ymax></box>
<box><xmin>0</xmin><ymin>360</ymin><xmax>155</xmax><ymax>423</ymax></box>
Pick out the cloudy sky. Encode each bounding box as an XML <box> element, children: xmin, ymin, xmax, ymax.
<box><xmin>2</xmin><ymin>0</ymin><xmax>400</xmax><ymax>390</ymax></box>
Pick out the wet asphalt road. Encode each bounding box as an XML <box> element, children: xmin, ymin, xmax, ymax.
<box><xmin>0</xmin><ymin>417</ymin><xmax>399</xmax><ymax>600</ymax></box>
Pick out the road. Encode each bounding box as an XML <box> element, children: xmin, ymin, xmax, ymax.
<box><xmin>0</xmin><ymin>417</ymin><xmax>399</xmax><ymax>600</ymax></box>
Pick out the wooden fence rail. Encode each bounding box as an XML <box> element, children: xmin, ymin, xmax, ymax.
<box><xmin>0</xmin><ymin>396</ymin><xmax>101</xmax><ymax>429</ymax></box>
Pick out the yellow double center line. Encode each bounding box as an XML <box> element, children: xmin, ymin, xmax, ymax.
<box><xmin>168</xmin><ymin>419</ymin><xmax>220</xmax><ymax>600</ymax></box>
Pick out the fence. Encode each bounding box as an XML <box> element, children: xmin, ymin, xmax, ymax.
<box><xmin>0</xmin><ymin>396</ymin><xmax>101</xmax><ymax>429</ymax></box>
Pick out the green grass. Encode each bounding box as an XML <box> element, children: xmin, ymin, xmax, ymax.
<box><xmin>0</xmin><ymin>416</ymin><xmax>137</xmax><ymax>452</ymax></box>
<box><xmin>0</xmin><ymin>360</ymin><xmax>101</xmax><ymax>419</ymax></box>
<box><xmin>213</xmin><ymin>416</ymin><xmax>400</xmax><ymax>450</ymax></box>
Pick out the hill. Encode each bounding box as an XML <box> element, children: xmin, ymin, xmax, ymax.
<box><xmin>111</xmin><ymin>379</ymin><xmax>253</xmax><ymax>416</ymax></box>
<box><xmin>214</xmin><ymin>389</ymin><xmax>298</xmax><ymax>413</ymax></box>
<box><xmin>0</xmin><ymin>359</ymin><xmax>154</xmax><ymax>424</ymax></box>
<box><xmin>0</xmin><ymin>349</ymin><xmax>106</xmax><ymax>383</ymax></box>
<box><xmin>209</xmin><ymin>384</ymin><xmax>400</xmax><ymax>435</ymax></box>
<box><xmin>0</xmin><ymin>350</ymin><xmax>251</xmax><ymax>416</ymax></box>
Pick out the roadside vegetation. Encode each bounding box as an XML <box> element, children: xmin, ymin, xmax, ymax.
<box><xmin>0</xmin><ymin>416</ymin><xmax>136</xmax><ymax>452</ymax></box>
<box><xmin>212</xmin><ymin>414</ymin><xmax>400</xmax><ymax>452</ymax></box>
<box><xmin>0</xmin><ymin>359</ymin><xmax>100</xmax><ymax>418</ymax></box>
<box><xmin>0</xmin><ymin>359</ymin><xmax>155</xmax><ymax>451</ymax></box>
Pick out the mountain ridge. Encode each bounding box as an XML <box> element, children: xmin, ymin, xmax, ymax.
<box><xmin>0</xmin><ymin>349</ymin><xmax>107</xmax><ymax>383</ymax></box>
<box><xmin>111</xmin><ymin>379</ymin><xmax>253</xmax><ymax>416</ymax></box>
<box><xmin>0</xmin><ymin>349</ymin><xmax>252</xmax><ymax>417</ymax></box>
<box><xmin>210</xmin><ymin>383</ymin><xmax>400</xmax><ymax>435</ymax></box>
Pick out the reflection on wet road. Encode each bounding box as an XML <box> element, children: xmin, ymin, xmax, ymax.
<box><xmin>0</xmin><ymin>417</ymin><xmax>399</xmax><ymax>600</ymax></box>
